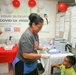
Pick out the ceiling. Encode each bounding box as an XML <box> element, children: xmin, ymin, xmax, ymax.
<box><xmin>58</xmin><ymin>0</ymin><xmax>75</xmax><ymax>6</ymax></box>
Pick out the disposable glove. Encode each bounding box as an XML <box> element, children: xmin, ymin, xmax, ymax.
<box><xmin>41</xmin><ymin>54</ymin><xmax>50</xmax><ymax>58</ymax></box>
<box><xmin>43</xmin><ymin>47</ymin><xmax>50</xmax><ymax>52</ymax></box>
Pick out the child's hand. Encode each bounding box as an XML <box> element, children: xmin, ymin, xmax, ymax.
<box><xmin>51</xmin><ymin>64</ymin><xmax>61</xmax><ymax>68</ymax></box>
<box><xmin>51</xmin><ymin>64</ymin><xmax>56</xmax><ymax>67</ymax></box>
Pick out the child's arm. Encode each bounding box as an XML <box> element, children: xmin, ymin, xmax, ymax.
<box><xmin>51</xmin><ymin>64</ymin><xmax>61</xmax><ymax>74</ymax></box>
<box><xmin>51</xmin><ymin>64</ymin><xmax>61</xmax><ymax>69</ymax></box>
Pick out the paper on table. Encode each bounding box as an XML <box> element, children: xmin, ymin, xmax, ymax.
<box><xmin>48</xmin><ymin>49</ymin><xmax>57</xmax><ymax>52</ymax></box>
<box><xmin>48</xmin><ymin>49</ymin><xmax>60</xmax><ymax>54</ymax></box>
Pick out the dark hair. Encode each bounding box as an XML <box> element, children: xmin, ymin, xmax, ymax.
<box><xmin>66</xmin><ymin>56</ymin><xmax>76</xmax><ymax>65</ymax></box>
<box><xmin>29</xmin><ymin>13</ymin><xmax>43</xmax><ymax>27</ymax></box>
<box><xmin>44</xmin><ymin>14</ymin><xmax>47</xmax><ymax>17</ymax></box>
<box><xmin>9</xmin><ymin>36</ymin><xmax>12</xmax><ymax>40</ymax></box>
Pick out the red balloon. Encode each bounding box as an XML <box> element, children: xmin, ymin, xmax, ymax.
<box><xmin>58</xmin><ymin>2</ymin><xmax>67</xmax><ymax>12</ymax></box>
<box><xmin>28</xmin><ymin>0</ymin><xmax>36</xmax><ymax>7</ymax></box>
<box><xmin>12</xmin><ymin>0</ymin><xmax>20</xmax><ymax>8</ymax></box>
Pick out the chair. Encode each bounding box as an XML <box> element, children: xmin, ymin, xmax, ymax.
<box><xmin>51</xmin><ymin>65</ymin><xmax>60</xmax><ymax>75</ymax></box>
<box><xmin>73</xmin><ymin>55</ymin><xmax>76</xmax><ymax>71</ymax></box>
<box><xmin>51</xmin><ymin>73</ymin><xmax>60</xmax><ymax>75</ymax></box>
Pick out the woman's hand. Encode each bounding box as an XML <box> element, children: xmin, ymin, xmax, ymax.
<box><xmin>43</xmin><ymin>47</ymin><xmax>50</xmax><ymax>52</ymax></box>
<box><xmin>23</xmin><ymin>53</ymin><xmax>41</xmax><ymax>59</ymax></box>
<box><xmin>41</xmin><ymin>54</ymin><xmax>50</xmax><ymax>58</ymax></box>
<box><xmin>0</xmin><ymin>30</ymin><xmax>2</xmax><ymax>35</ymax></box>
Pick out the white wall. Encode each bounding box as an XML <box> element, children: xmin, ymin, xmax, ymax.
<box><xmin>0</xmin><ymin>0</ymin><xmax>58</xmax><ymax>43</ymax></box>
<box><xmin>38</xmin><ymin>1</ymin><xmax>58</xmax><ymax>43</ymax></box>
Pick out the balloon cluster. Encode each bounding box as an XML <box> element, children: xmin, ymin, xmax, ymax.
<box><xmin>37</xmin><ymin>1</ymin><xmax>44</xmax><ymax>9</ymax></box>
<box><xmin>58</xmin><ymin>2</ymin><xmax>67</xmax><ymax>12</ymax></box>
<box><xmin>4</xmin><ymin>0</ymin><xmax>67</xmax><ymax>13</ymax></box>
<box><xmin>12</xmin><ymin>0</ymin><xmax>20</xmax><ymax>8</ymax></box>
<box><xmin>28</xmin><ymin>0</ymin><xmax>36</xmax><ymax>8</ymax></box>
<box><xmin>3</xmin><ymin>0</ymin><xmax>12</xmax><ymax>5</ymax></box>
<box><xmin>3</xmin><ymin>0</ymin><xmax>14</xmax><ymax>13</ymax></box>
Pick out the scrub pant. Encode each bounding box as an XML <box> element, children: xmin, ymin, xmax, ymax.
<box><xmin>15</xmin><ymin>61</ymin><xmax>39</xmax><ymax>75</ymax></box>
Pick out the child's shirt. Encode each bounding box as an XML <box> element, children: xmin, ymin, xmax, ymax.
<box><xmin>60</xmin><ymin>64</ymin><xmax>76</xmax><ymax>75</ymax></box>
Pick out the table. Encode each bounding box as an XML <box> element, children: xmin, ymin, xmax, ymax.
<box><xmin>0</xmin><ymin>44</ymin><xmax>18</xmax><ymax>63</ymax></box>
<box><xmin>0</xmin><ymin>44</ymin><xmax>18</xmax><ymax>74</ymax></box>
<box><xmin>39</xmin><ymin>52</ymin><xmax>73</xmax><ymax>75</ymax></box>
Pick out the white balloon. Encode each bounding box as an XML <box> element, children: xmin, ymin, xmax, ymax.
<box><xmin>37</xmin><ymin>1</ymin><xmax>44</xmax><ymax>9</ymax></box>
<box><xmin>6</xmin><ymin>5</ymin><xmax>14</xmax><ymax>13</ymax></box>
<box><xmin>4</xmin><ymin>0</ymin><xmax>12</xmax><ymax>5</ymax></box>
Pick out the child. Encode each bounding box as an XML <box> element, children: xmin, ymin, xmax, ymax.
<box><xmin>51</xmin><ymin>55</ymin><xmax>76</xmax><ymax>75</ymax></box>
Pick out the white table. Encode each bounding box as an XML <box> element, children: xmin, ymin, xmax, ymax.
<box><xmin>38</xmin><ymin>51</ymin><xmax>73</xmax><ymax>75</ymax></box>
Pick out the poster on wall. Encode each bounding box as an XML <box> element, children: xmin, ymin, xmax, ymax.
<box><xmin>0</xmin><ymin>0</ymin><xmax>51</xmax><ymax>33</ymax></box>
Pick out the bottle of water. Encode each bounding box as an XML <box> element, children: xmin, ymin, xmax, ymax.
<box><xmin>6</xmin><ymin>36</ymin><xmax>16</xmax><ymax>46</ymax></box>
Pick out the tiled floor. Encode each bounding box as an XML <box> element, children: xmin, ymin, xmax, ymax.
<box><xmin>1</xmin><ymin>72</ymin><xmax>13</xmax><ymax>75</ymax></box>
<box><xmin>0</xmin><ymin>63</ymin><xmax>14</xmax><ymax>75</ymax></box>
<box><xmin>0</xmin><ymin>63</ymin><xmax>42</xmax><ymax>75</ymax></box>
